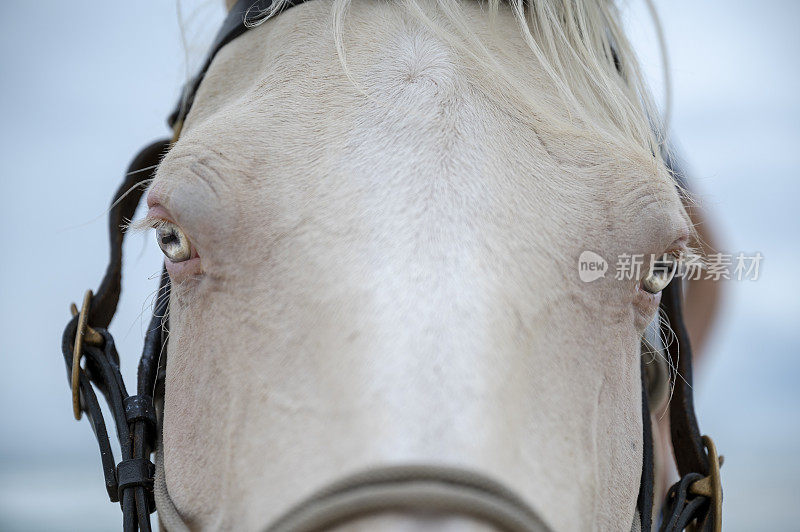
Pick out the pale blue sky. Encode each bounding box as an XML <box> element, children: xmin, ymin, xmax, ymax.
<box><xmin>1</xmin><ymin>1</ymin><xmax>797</xmax><ymax>530</ymax></box>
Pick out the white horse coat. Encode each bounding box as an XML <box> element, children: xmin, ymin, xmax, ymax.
<box><xmin>145</xmin><ymin>0</ymin><xmax>691</xmax><ymax>529</ymax></box>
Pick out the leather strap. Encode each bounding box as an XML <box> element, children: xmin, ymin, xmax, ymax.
<box><xmin>267</xmin><ymin>465</ymin><xmax>550</xmax><ymax>532</ymax></box>
<box><xmin>62</xmin><ymin>3</ymin><xmax>292</xmax><ymax>530</ymax></box>
<box><xmin>637</xmin><ymin>356</ymin><xmax>656</xmax><ymax>531</ymax></box>
<box><xmin>168</xmin><ymin>0</ymin><xmax>276</xmax><ymax>130</ymax></box>
<box><xmin>62</xmin><ymin>143</ymin><xmax>170</xmax><ymax>531</ymax></box>
<box><xmin>89</xmin><ymin>140</ymin><xmax>170</xmax><ymax>328</ymax></box>
<box><xmin>657</xmin><ymin>278</ymin><xmax>719</xmax><ymax>531</ymax></box>
<box><xmin>663</xmin><ymin>279</ymin><xmax>708</xmax><ymax>477</ymax></box>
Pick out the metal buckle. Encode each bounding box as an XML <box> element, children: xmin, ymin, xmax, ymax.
<box><xmin>689</xmin><ymin>435</ymin><xmax>723</xmax><ymax>532</ymax></box>
<box><xmin>69</xmin><ymin>290</ymin><xmax>103</xmax><ymax>420</ymax></box>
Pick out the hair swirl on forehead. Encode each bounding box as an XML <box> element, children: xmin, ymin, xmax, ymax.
<box><xmin>243</xmin><ymin>0</ymin><xmax>668</xmax><ymax>166</ymax></box>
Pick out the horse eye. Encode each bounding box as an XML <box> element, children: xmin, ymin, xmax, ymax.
<box><xmin>641</xmin><ymin>253</ymin><xmax>678</xmax><ymax>294</ymax></box>
<box><xmin>155</xmin><ymin>221</ymin><xmax>192</xmax><ymax>263</ymax></box>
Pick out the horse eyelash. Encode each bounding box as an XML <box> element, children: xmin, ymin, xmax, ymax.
<box><xmin>125</xmin><ymin>215</ymin><xmax>169</xmax><ymax>234</ymax></box>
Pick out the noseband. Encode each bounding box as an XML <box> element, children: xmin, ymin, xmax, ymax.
<box><xmin>60</xmin><ymin>1</ymin><xmax>722</xmax><ymax>530</ymax></box>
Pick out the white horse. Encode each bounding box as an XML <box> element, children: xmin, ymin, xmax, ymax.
<box><xmin>140</xmin><ymin>0</ymin><xmax>697</xmax><ymax>529</ymax></box>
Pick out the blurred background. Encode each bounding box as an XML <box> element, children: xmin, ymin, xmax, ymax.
<box><xmin>1</xmin><ymin>1</ymin><xmax>797</xmax><ymax>530</ymax></box>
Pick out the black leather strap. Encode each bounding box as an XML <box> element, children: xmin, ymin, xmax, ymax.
<box><xmin>89</xmin><ymin>140</ymin><xmax>170</xmax><ymax>328</ymax></box>
<box><xmin>660</xmin><ymin>473</ymin><xmax>708</xmax><ymax>532</ymax></box>
<box><xmin>124</xmin><ymin>395</ymin><xmax>157</xmax><ymax>427</ymax></box>
<box><xmin>117</xmin><ymin>458</ymin><xmax>156</xmax><ymax>500</ymax></box>
<box><xmin>168</xmin><ymin>0</ymin><xmax>276</xmax><ymax>129</ymax></box>
<box><xmin>63</xmin><ymin>4</ymin><xmax>286</xmax><ymax>530</ymax></box>
<box><xmin>62</xmin><ymin>4</ymin><xmax>285</xmax><ymax>530</ymax></box>
<box><xmin>657</xmin><ymin>278</ymin><xmax>718</xmax><ymax>531</ymax></box>
<box><xmin>663</xmin><ymin>279</ymin><xmax>708</xmax><ymax>477</ymax></box>
<box><xmin>62</xmin><ymin>142</ymin><xmax>170</xmax><ymax>531</ymax></box>
<box><xmin>637</xmin><ymin>356</ymin><xmax>655</xmax><ymax>531</ymax></box>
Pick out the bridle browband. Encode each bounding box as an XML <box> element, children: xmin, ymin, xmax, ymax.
<box><xmin>60</xmin><ymin>1</ymin><xmax>722</xmax><ymax>530</ymax></box>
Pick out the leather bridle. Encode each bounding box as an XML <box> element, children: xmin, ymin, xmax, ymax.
<box><xmin>60</xmin><ymin>1</ymin><xmax>723</xmax><ymax>530</ymax></box>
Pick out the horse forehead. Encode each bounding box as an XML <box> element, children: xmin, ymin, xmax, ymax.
<box><xmin>184</xmin><ymin>0</ymin><xmax>458</xmax><ymax>133</ymax></box>
<box><xmin>177</xmin><ymin>0</ymin><xmax>679</xmax><ymax>241</ymax></box>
